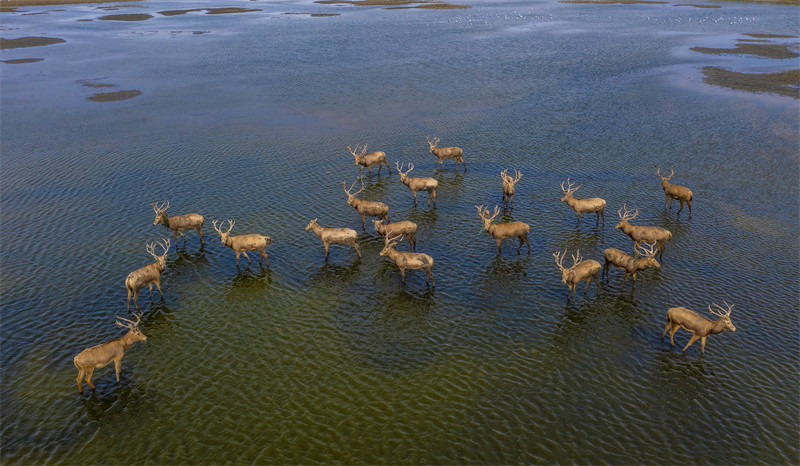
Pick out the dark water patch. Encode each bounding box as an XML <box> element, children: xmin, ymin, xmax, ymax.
<box><xmin>1</xmin><ymin>0</ymin><xmax>143</xmax><ymax>4</ymax></box>
<box><xmin>702</xmin><ymin>67</ymin><xmax>800</xmax><ymax>98</ymax></box>
<box><xmin>390</xmin><ymin>3</ymin><xmax>471</xmax><ymax>9</ymax></box>
<box><xmin>96</xmin><ymin>4</ymin><xmax>147</xmax><ymax>10</ymax></box>
<box><xmin>745</xmin><ymin>33</ymin><xmax>799</xmax><ymax>39</ymax></box>
<box><xmin>0</xmin><ymin>36</ymin><xmax>64</xmax><ymax>49</ymax></box>
<box><xmin>158</xmin><ymin>8</ymin><xmax>260</xmax><ymax>16</ymax></box>
<box><xmin>560</xmin><ymin>0</ymin><xmax>668</xmax><ymax>4</ymax></box>
<box><xmin>77</xmin><ymin>79</ymin><xmax>116</xmax><ymax>88</ymax></box>
<box><xmin>22</xmin><ymin>11</ymin><xmax>49</xmax><ymax>15</ymax></box>
<box><xmin>316</xmin><ymin>0</ymin><xmax>470</xmax><ymax>8</ymax></box>
<box><xmin>2</xmin><ymin>57</ymin><xmax>44</xmax><ymax>64</ymax></box>
<box><xmin>88</xmin><ymin>89</ymin><xmax>142</xmax><ymax>102</ymax></box>
<box><xmin>98</xmin><ymin>13</ymin><xmax>152</xmax><ymax>21</ymax></box>
<box><xmin>673</xmin><ymin>3</ymin><xmax>721</xmax><ymax>7</ymax></box>
<box><xmin>0</xmin><ymin>6</ymin><xmax>20</xmax><ymax>12</ymax></box>
<box><xmin>285</xmin><ymin>12</ymin><xmax>341</xmax><ymax>16</ymax></box>
<box><xmin>76</xmin><ymin>18</ymin><xmax>92</xmax><ymax>21</ymax></box>
<box><xmin>691</xmin><ymin>43</ymin><xmax>799</xmax><ymax>59</ymax></box>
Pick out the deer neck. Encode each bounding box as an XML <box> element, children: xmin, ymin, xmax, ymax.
<box><xmin>310</xmin><ymin>223</ymin><xmax>323</xmax><ymax>237</ymax></box>
<box><xmin>159</xmin><ymin>212</ymin><xmax>170</xmax><ymax>227</ymax></box>
<box><xmin>222</xmin><ymin>235</ymin><xmax>235</xmax><ymax>247</ymax></box>
<box><xmin>384</xmin><ymin>247</ymin><xmax>401</xmax><ymax>260</ymax></box>
<box><xmin>661</xmin><ymin>179</ymin><xmax>671</xmax><ymax>190</ymax></box>
<box><xmin>120</xmin><ymin>331</ymin><xmax>139</xmax><ymax>350</ymax></box>
<box><xmin>709</xmin><ymin>318</ymin><xmax>728</xmax><ymax>335</ymax></box>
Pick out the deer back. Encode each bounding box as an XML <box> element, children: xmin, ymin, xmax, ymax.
<box><xmin>665</xmin><ymin>182</ymin><xmax>693</xmax><ymax>201</ymax></box>
<box><xmin>226</xmin><ymin>233</ymin><xmax>271</xmax><ymax>251</ymax></box>
<box><xmin>489</xmin><ymin>221</ymin><xmax>530</xmax><ymax>239</ymax></box>
<box><xmin>321</xmin><ymin>226</ymin><xmax>357</xmax><ymax>244</ymax></box>
<box><xmin>361</xmin><ymin>151</ymin><xmax>386</xmax><ymax>166</ymax></box>
<box><xmin>624</xmin><ymin>224</ymin><xmax>672</xmax><ymax>243</ymax></box>
<box><xmin>126</xmin><ymin>262</ymin><xmax>165</xmax><ymax>289</ymax></box>
<box><xmin>564</xmin><ymin>195</ymin><xmax>606</xmax><ymax>213</ymax></box>
<box><xmin>390</xmin><ymin>250</ymin><xmax>434</xmax><ymax>270</ymax></box>
<box><xmin>352</xmin><ymin>198</ymin><xmax>389</xmax><ymax>216</ymax></box>
<box><xmin>74</xmin><ymin>330</ymin><xmax>142</xmax><ymax>368</ymax></box>
<box><xmin>404</xmin><ymin>176</ymin><xmax>438</xmax><ymax>191</ymax></box>
<box><xmin>604</xmin><ymin>248</ymin><xmax>635</xmax><ymax>270</ymax></box>
<box><xmin>166</xmin><ymin>213</ymin><xmax>204</xmax><ymax>230</ymax></box>
<box><xmin>667</xmin><ymin>307</ymin><xmax>715</xmax><ymax>336</ymax></box>
<box><xmin>432</xmin><ymin>146</ymin><xmax>463</xmax><ymax>158</ymax></box>
<box><xmin>381</xmin><ymin>220</ymin><xmax>417</xmax><ymax>237</ymax></box>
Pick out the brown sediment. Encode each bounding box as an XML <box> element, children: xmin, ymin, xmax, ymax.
<box><xmin>158</xmin><ymin>8</ymin><xmax>260</xmax><ymax>16</ymax></box>
<box><xmin>88</xmin><ymin>89</ymin><xmax>142</xmax><ymax>102</ymax></box>
<box><xmin>315</xmin><ymin>0</ymin><xmax>470</xmax><ymax>8</ymax></box>
<box><xmin>0</xmin><ymin>36</ymin><xmax>64</xmax><ymax>49</ymax></box>
<box><xmin>77</xmin><ymin>79</ymin><xmax>116</xmax><ymax>88</ymax></box>
<box><xmin>691</xmin><ymin>43</ymin><xmax>799</xmax><ymax>59</ymax></box>
<box><xmin>285</xmin><ymin>12</ymin><xmax>341</xmax><ymax>16</ymax></box>
<box><xmin>702</xmin><ymin>67</ymin><xmax>799</xmax><ymax>98</ymax></box>
<box><xmin>1</xmin><ymin>0</ymin><xmax>144</xmax><ymax>5</ymax></box>
<box><xmin>560</xmin><ymin>0</ymin><xmax>668</xmax><ymax>4</ymax></box>
<box><xmin>673</xmin><ymin>3</ymin><xmax>722</xmax><ymax>7</ymax></box>
<box><xmin>2</xmin><ymin>57</ymin><xmax>43</xmax><ymax>63</ymax></box>
<box><xmin>98</xmin><ymin>13</ymin><xmax>152</xmax><ymax>20</ymax></box>
<box><xmin>745</xmin><ymin>33</ymin><xmax>799</xmax><ymax>39</ymax></box>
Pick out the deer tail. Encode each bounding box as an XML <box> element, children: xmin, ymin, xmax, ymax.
<box><xmin>266</xmin><ymin>236</ymin><xmax>273</xmax><ymax>247</ymax></box>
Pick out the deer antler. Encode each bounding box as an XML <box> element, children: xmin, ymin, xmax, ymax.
<box><xmin>116</xmin><ymin>312</ymin><xmax>142</xmax><ymax>330</ymax></box>
<box><xmin>212</xmin><ymin>219</ymin><xmax>234</xmax><ymax>235</ymax></box>
<box><xmin>709</xmin><ymin>301</ymin><xmax>734</xmax><ymax>318</ymax></box>
<box><xmin>156</xmin><ymin>238</ymin><xmax>171</xmax><ymax>256</ymax></box>
<box><xmin>561</xmin><ymin>178</ymin><xmax>581</xmax><ymax>195</ymax></box>
<box><xmin>553</xmin><ymin>248</ymin><xmax>567</xmax><ymax>272</ymax></box>
<box><xmin>347</xmin><ymin>144</ymin><xmax>367</xmax><ymax>158</ymax></box>
<box><xmin>656</xmin><ymin>165</ymin><xmax>674</xmax><ymax>180</ymax></box>
<box><xmin>617</xmin><ymin>203</ymin><xmax>639</xmax><ymax>222</ymax></box>
<box><xmin>570</xmin><ymin>249</ymin><xmax>583</xmax><ymax>269</ymax></box>
<box><xmin>502</xmin><ymin>168</ymin><xmax>522</xmax><ymax>184</ymax></box>
<box><xmin>150</xmin><ymin>200</ymin><xmax>169</xmax><ymax>213</ymax></box>
<box><xmin>634</xmin><ymin>241</ymin><xmax>658</xmax><ymax>258</ymax></box>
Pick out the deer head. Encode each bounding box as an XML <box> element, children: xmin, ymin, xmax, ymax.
<box><xmin>501</xmin><ymin>169</ymin><xmax>522</xmax><ymax>186</ymax></box>
<box><xmin>342</xmin><ymin>179</ymin><xmax>366</xmax><ymax>206</ymax></box>
<box><xmin>634</xmin><ymin>241</ymin><xmax>660</xmax><ymax>268</ymax></box>
<box><xmin>708</xmin><ymin>301</ymin><xmax>736</xmax><ymax>332</ymax></box>
<box><xmin>615</xmin><ymin>203</ymin><xmax>640</xmax><ymax>229</ymax></box>
<box><xmin>476</xmin><ymin>205</ymin><xmax>500</xmax><ymax>231</ymax></box>
<box><xmin>151</xmin><ymin>200</ymin><xmax>170</xmax><ymax>226</ymax></box>
<box><xmin>426</xmin><ymin>135</ymin><xmax>440</xmax><ymax>153</ymax></box>
<box><xmin>395</xmin><ymin>161</ymin><xmax>415</xmax><ymax>180</ymax></box>
<box><xmin>212</xmin><ymin>219</ymin><xmax>235</xmax><ymax>244</ymax></box>
<box><xmin>347</xmin><ymin>144</ymin><xmax>367</xmax><ymax>165</ymax></box>
<box><xmin>379</xmin><ymin>230</ymin><xmax>402</xmax><ymax>256</ymax></box>
<box><xmin>553</xmin><ymin>248</ymin><xmax>583</xmax><ymax>283</ymax></box>
<box><xmin>116</xmin><ymin>312</ymin><xmax>147</xmax><ymax>342</ymax></box>
<box><xmin>560</xmin><ymin>178</ymin><xmax>581</xmax><ymax>202</ymax></box>
<box><xmin>304</xmin><ymin>218</ymin><xmax>319</xmax><ymax>231</ymax></box>
<box><xmin>656</xmin><ymin>165</ymin><xmax>674</xmax><ymax>183</ymax></box>
<box><xmin>146</xmin><ymin>238</ymin><xmax>170</xmax><ymax>267</ymax></box>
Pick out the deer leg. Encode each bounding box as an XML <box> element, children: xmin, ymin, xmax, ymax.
<box><xmin>496</xmin><ymin>238</ymin><xmax>502</xmax><ymax>255</ymax></box>
<box><xmin>669</xmin><ymin>325</ymin><xmax>679</xmax><ymax>346</ymax></box>
<box><xmin>413</xmin><ymin>191</ymin><xmax>418</xmax><ymax>206</ymax></box>
<box><xmin>259</xmin><ymin>249</ymin><xmax>269</xmax><ymax>267</ymax></box>
<box><xmin>428</xmin><ymin>269</ymin><xmax>435</xmax><ymax>288</ymax></box>
<box><xmin>86</xmin><ymin>368</ymin><xmax>96</xmax><ymax>390</ymax></box>
<box><xmin>676</xmin><ymin>200</ymin><xmax>685</xmax><ymax>216</ymax></box>
<box><xmin>132</xmin><ymin>289</ymin><xmax>141</xmax><ymax>310</ymax></box>
<box><xmin>682</xmin><ymin>334</ymin><xmax>700</xmax><ymax>352</ymax></box>
<box><xmin>687</xmin><ymin>199</ymin><xmax>692</xmax><ymax>219</ymax></box>
<box><xmin>241</xmin><ymin>251</ymin><xmax>252</xmax><ymax>264</ymax></box>
<box><xmin>114</xmin><ymin>357</ymin><xmax>122</xmax><ymax>382</ymax></box>
<box><xmin>525</xmin><ymin>235</ymin><xmax>531</xmax><ymax>254</ymax></box>
<box><xmin>147</xmin><ymin>283</ymin><xmax>154</xmax><ymax>299</ymax></box>
<box><xmin>665</xmin><ymin>195</ymin><xmax>670</xmax><ymax>211</ymax></box>
<box><xmin>576</xmin><ymin>212</ymin><xmax>581</xmax><ymax>227</ymax></box>
<box><xmin>324</xmin><ymin>242</ymin><xmax>330</xmax><ymax>258</ymax></box>
<box><xmin>235</xmin><ymin>251</ymin><xmax>241</xmax><ymax>266</ymax></box>
<box><xmin>360</xmin><ymin>213</ymin><xmax>366</xmax><ymax>231</ymax></box>
<box><xmin>662</xmin><ymin>321</ymin><xmax>671</xmax><ymax>339</ymax></box>
<box><xmin>584</xmin><ymin>277</ymin><xmax>592</xmax><ymax>294</ymax></box>
<box><xmin>154</xmin><ymin>278</ymin><xmax>164</xmax><ymax>299</ymax></box>
<box><xmin>77</xmin><ymin>368</ymin><xmax>85</xmax><ymax>393</ymax></box>
<box><xmin>517</xmin><ymin>236</ymin><xmax>523</xmax><ymax>254</ymax></box>
<box><xmin>351</xmin><ymin>241</ymin><xmax>362</xmax><ymax>258</ymax></box>
<box><xmin>400</xmin><ymin>268</ymin><xmax>406</xmax><ymax>282</ymax></box>
<box><xmin>197</xmin><ymin>227</ymin><xmax>205</xmax><ymax>246</ymax></box>
<box><xmin>179</xmin><ymin>230</ymin><xmax>187</xmax><ymax>244</ymax></box>
<box><xmin>429</xmin><ymin>189</ymin><xmax>436</xmax><ymax>208</ymax></box>
<box><xmin>408</xmin><ymin>234</ymin><xmax>415</xmax><ymax>252</ymax></box>
<box><xmin>127</xmin><ymin>287</ymin><xmax>132</xmax><ymax>312</ymax></box>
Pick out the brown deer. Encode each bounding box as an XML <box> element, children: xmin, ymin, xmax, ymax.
<box><xmin>343</xmin><ymin>179</ymin><xmax>390</xmax><ymax>230</ymax></box>
<box><xmin>212</xmin><ymin>219</ymin><xmax>272</xmax><ymax>267</ymax></box>
<box><xmin>396</xmin><ymin>162</ymin><xmax>438</xmax><ymax>207</ymax></box>
<box><xmin>657</xmin><ymin>165</ymin><xmax>693</xmax><ymax>218</ymax></box>
<box><xmin>151</xmin><ymin>200</ymin><xmax>204</xmax><ymax>249</ymax></box>
<box><xmin>560</xmin><ymin>178</ymin><xmax>606</xmax><ymax>227</ymax></box>
<box><xmin>501</xmin><ymin>168</ymin><xmax>522</xmax><ymax>209</ymax></box>
<box><xmin>73</xmin><ymin>313</ymin><xmax>147</xmax><ymax>393</ymax></box>
<box><xmin>553</xmin><ymin>248</ymin><xmax>601</xmax><ymax>301</ymax></box>
<box><xmin>305</xmin><ymin>218</ymin><xmax>361</xmax><ymax>258</ymax></box>
<box><xmin>476</xmin><ymin>205</ymin><xmax>531</xmax><ymax>254</ymax></box>
<box><xmin>615</xmin><ymin>204</ymin><xmax>672</xmax><ymax>260</ymax></box>
<box><xmin>125</xmin><ymin>238</ymin><xmax>170</xmax><ymax>311</ymax></box>
<box><xmin>372</xmin><ymin>219</ymin><xmax>417</xmax><ymax>251</ymax></box>
<box><xmin>663</xmin><ymin>301</ymin><xmax>736</xmax><ymax>354</ymax></box>
<box><xmin>379</xmin><ymin>233</ymin><xmax>435</xmax><ymax>288</ymax></box>
<box><xmin>426</xmin><ymin>135</ymin><xmax>465</xmax><ymax>171</ymax></box>
<box><xmin>602</xmin><ymin>241</ymin><xmax>660</xmax><ymax>283</ymax></box>
<box><xmin>348</xmin><ymin>143</ymin><xmax>390</xmax><ymax>177</ymax></box>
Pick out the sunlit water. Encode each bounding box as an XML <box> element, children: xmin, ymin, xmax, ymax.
<box><xmin>1</xmin><ymin>0</ymin><xmax>798</xmax><ymax>463</ymax></box>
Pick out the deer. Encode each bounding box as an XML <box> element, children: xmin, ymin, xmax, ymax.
<box><xmin>560</xmin><ymin>178</ymin><xmax>606</xmax><ymax>227</ymax></box>
<box><xmin>379</xmin><ymin>233</ymin><xmax>435</xmax><ymax>288</ymax></box>
<box><xmin>212</xmin><ymin>219</ymin><xmax>272</xmax><ymax>268</ymax></box>
<box><xmin>553</xmin><ymin>248</ymin><xmax>601</xmax><ymax>301</ymax></box>
<box><xmin>125</xmin><ymin>238</ymin><xmax>170</xmax><ymax>311</ymax></box>
<box><xmin>372</xmin><ymin>219</ymin><xmax>417</xmax><ymax>251</ymax></box>
<box><xmin>151</xmin><ymin>200</ymin><xmax>204</xmax><ymax>249</ymax></box>
<box><xmin>426</xmin><ymin>135</ymin><xmax>465</xmax><ymax>171</ymax></box>
<box><xmin>73</xmin><ymin>313</ymin><xmax>147</xmax><ymax>393</ymax></box>
<box><xmin>305</xmin><ymin>218</ymin><xmax>361</xmax><ymax>258</ymax></box>
<box><xmin>602</xmin><ymin>241</ymin><xmax>660</xmax><ymax>284</ymax></box>
<box><xmin>396</xmin><ymin>162</ymin><xmax>438</xmax><ymax>208</ymax></box>
<box><xmin>615</xmin><ymin>204</ymin><xmax>672</xmax><ymax>260</ymax></box>
<box><xmin>347</xmin><ymin>143</ymin><xmax>390</xmax><ymax>177</ymax></box>
<box><xmin>476</xmin><ymin>205</ymin><xmax>531</xmax><ymax>255</ymax></box>
<box><xmin>343</xmin><ymin>179</ymin><xmax>390</xmax><ymax>230</ymax></box>
<box><xmin>663</xmin><ymin>301</ymin><xmax>736</xmax><ymax>354</ymax></box>
<box><xmin>657</xmin><ymin>165</ymin><xmax>693</xmax><ymax>218</ymax></box>
<box><xmin>501</xmin><ymin>168</ymin><xmax>522</xmax><ymax>209</ymax></box>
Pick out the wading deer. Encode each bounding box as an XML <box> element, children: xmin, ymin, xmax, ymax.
<box><xmin>348</xmin><ymin>143</ymin><xmax>390</xmax><ymax>177</ymax></box>
<box><xmin>615</xmin><ymin>204</ymin><xmax>672</xmax><ymax>260</ymax></box>
<box><xmin>380</xmin><ymin>233</ymin><xmax>434</xmax><ymax>288</ymax></box>
<box><xmin>662</xmin><ymin>301</ymin><xmax>736</xmax><ymax>354</ymax></box>
<box><xmin>560</xmin><ymin>178</ymin><xmax>606</xmax><ymax>227</ymax></box>
<box><xmin>602</xmin><ymin>241</ymin><xmax>660</xmax><ymax>283</ymax></box>
<box><xmin>212</xmin><ymin>219</ymin><xmax>272</xmax><ymax>268</ymax></box>
<box><xmin>73</xmin><ymin>313</ymin><xmax>147</xmax><ymax>393</ymax></box>
<box><xmin>151</xmin><ymin>200</ymin><xmax>204</xmax><ymax>249</ymax></box>
<box><xmin>372</xmin><ymin>219</ymin><xmax>417</xmax><ymax>251</ymax></box>
<box><xmin>657</xmin><ymin>165</ymin><xmax>693</xmax><ymax>218</ymax></box>
<box><xmin>553</xmin><ymin>249</ymin><xmax>601</xmax><ymax>301</ymax></box>
<box><xmin>125</xmin><ymin>238</ymin><xmax>170</xmax><ymax>311</ymax></box>
<box><xmin>343</xmin><ymin>179</ymin><xmax>390</xmax><ymax>230</ymax></box>
<box><xmin>305</xmin><ymin>218</ymin><xmax>361</xmax><ymax>258</ymax></box>
<box><xmin>501</xmin><ymin>168</ymin><xmax>522</xmax><ymax>209</ymax></box>
<box><xmin>396</xmin><ymin>162</ymin><xmax>438</xmax><ymax>207</ymax></box>
<box><xmin>476</xmin><ymin>205</ymin><xmax>531</xmax><ymax>254</ymax></box>
<box><xmin>426</xmin><ymin>135</ymin><xmax>465</xmax><ymax>171</ymax></box>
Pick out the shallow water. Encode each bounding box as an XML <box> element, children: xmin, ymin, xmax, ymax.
<box><xmin>1</xmin><ymin>0</ymin><xmax>798</xmax><ymax>463</ymax></box>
